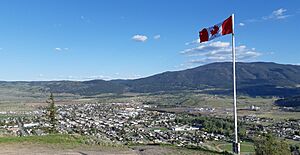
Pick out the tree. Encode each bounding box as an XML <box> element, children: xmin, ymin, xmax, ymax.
<box><xmin>254</xmin><ymin>134</ymin><xmax>290</xmax><ymax>155</ymax></box>
<box><xmin>47</xmin><ymin>93</ymin><xmax>57</xmax><ymax>133</ymax></box>
<box><xmin>290</xmin><ymin>145</ymin><xmax>300</xmax><ymax>155</ymax></box>
<box><xmin>238</xmin><ymin>126</ymin><xmax>247</xmax><ymax>140</ymax></box>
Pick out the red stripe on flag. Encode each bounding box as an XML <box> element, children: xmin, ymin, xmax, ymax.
<box><xmin>222</xmin><ymin>16</ymin><xmax>233</xmax><ymax>35</ymax></box>
<box><xmin>199</xmin><ymin>28</ymin><xmax>208</xmax><ymax>43</ymax></box>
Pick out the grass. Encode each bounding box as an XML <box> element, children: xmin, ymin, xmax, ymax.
<box><xmin>285</xmin><ymin>139</ymin><xmax>300</xmax><ymax>146</ymax></box>
<box><xmin>0</xmin><ymin>102</ymin><xmax>36</xmax><ymax>113</ymax></box>
<box><xmin>0</xmin><ymin>134</ymin><xmax>134</xmax><ymax>151</ymax></box>
<box><xmin>257</xmin><ymin>110</ymin><xmax>300</xmax><ymax>120</ymax></box>
<box><xmin>218</xmin><ymin>142</ymin><xmax>255</xmax><ymax>153</ymax></box>
<box><xmin>0</xmin><ymin>134</ymin><xmax>87</xmax><ymax>146</ymax></box>
<box><xmin>0</xmin><ymin>134</ymin><xmax>135</xmax><ymax>154</ymax></box>
<box><xmin>0</xmin><ymin>135</ymin><xmax>223</xmax><ymax>154</ymax></box>
<box><xmin>150</xmin><ymin>127</ymin><xmax>169</xmax><ymax>131</ymax></box>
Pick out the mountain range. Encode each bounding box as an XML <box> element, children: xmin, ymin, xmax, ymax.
<box><xmin>1</xmin><ymin>62</ymin><xmax>300</xmax><ymax>97</ymax></box>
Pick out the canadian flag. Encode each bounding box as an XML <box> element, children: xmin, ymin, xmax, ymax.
<box><xmin>199</xmin><ymin>16</ymin><xmax>233</xmax><ymax>43</ymax></box>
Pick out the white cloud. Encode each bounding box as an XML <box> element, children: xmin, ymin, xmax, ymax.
<box><xmin>133</xmin><ymin>74</ymin><xmax>142</xmax><ymax>78</ymax></box>
<box><xmin>132</xmin><ymin>34</ymin><xmax>148</xmax><ymax>42</ymax></box>
<box><xmin>54</xmin><ymin>48</ymin><xmax>62</xmax><ymax>51</ymax></box>
<box><xmin>185</xmin><ymin>39</ymin><xmax>200</xmax><ymax>45</ymax></box>
<box><xmin>273</xmin><ymin>8</ymin><xmax>286</xmax><ymax>15</ymax></box>
<box><xmin>263</xmin><ymin>8</ymin><xmax>291</xmax><ymax>20</ymax></box>
<box><xmin>54</xmin><ymin>47</ymin><xmax>69</xmax><ymax>52</ymax></box>
<box><xmin>180</xmin><ymin>41</ymin><xmax>230</xmax><ymax>55</ymax></box>
<box><xmin>153</xmin><ymin>35</ymin><xmax>161</xmax><ymax>40</ymax></box>
<box><xmin>57</xmin><ymin>75</ymin><xmax>111</xmax><ymax>81</ymax></box>
<box><xmin>180</xmin><ymin>41</ymin><xmax>262</xmax><ymax>64</ymax></box>
<box><xmin>121</xmin><ymin>74</ymin><xmax>143</xmax><ymax>80</ymax></box>
<box><xmin>239</xmin><ymin>23</ymin><xmax>245</xmax><ymax>26</ymax></box>
<box><xmin>81</xmin><ymin>75</ymin><xmax>111</xmax><ymax>80</ymax></box>
<box><xmin>242</xmin><ymin>8</ymin><xmax>291</xmax><ymax>24</ymax></box>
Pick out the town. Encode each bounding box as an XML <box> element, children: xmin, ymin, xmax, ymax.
<box><xmin>0</xmin><ymin>102</ymin><xmax>299</xmax><ymax>148</ymax></box>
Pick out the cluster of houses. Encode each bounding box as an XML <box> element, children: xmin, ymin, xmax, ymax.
<box><xmin>53</xmin><ymin>103</ymin><xmax>228</xmax><ymax>145</ymax></box>
<box><xmin>0</xmin><ymin>103</ymin><xmax>227</xmax><ymax>146</ymax></box>
<box><xmin>241</xmin><ymin>115</ymin><xmax>300</xmax><ymax>141</ymax></box>
<box><xmin>240</xmin><ymin>115</ymin><xmax>273</xmax><ymax>124</ymax></box>
<box><xmin>268</xmin><ymin>119</ymin><xmax>300</xmax><ymax>140</ymax></box>
<box><xmin>0</xmin><ymin>102</ymin><xmax>299</xmax><ymax>146</ymax></box>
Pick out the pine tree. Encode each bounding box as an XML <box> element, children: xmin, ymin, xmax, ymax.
<box><xmin>47</xmin><ymin>93</ymin><xmax>57</xmax><ymax>133</ymax></box>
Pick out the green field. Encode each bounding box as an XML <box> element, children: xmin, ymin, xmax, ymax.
<box><xmin>0</xmin><ymin>91</ymin><xmax>296</xmax><ymax>121</ymax></box>
<box><xmin>0</xmin><ymin>134</ymin><xmax>87</xmax><ymax>146</ymax></box>
<box><xmin>218</xmin><ymin>142</ymin><xmax>255</xmax><ymax>154</ymax></box>
<box><xmin>0</xmin><ymin>134</ymin><xmax>223</xmax><ymax>155</ymax></box>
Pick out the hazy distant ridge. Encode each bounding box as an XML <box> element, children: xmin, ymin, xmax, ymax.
<box><xmin>1</xmin><ymin>62</ymin><xmax>300</xmax><ymax>97</ymax></box>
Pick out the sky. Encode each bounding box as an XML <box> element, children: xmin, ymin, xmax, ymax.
<box><xmin>0</xmin><ymin>0</ymin><xmax>299</xmax><ymax>81</ymax></box>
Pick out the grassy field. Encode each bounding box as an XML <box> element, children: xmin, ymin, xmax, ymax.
<box><xmin>0</xmin><ymin>90</ymin><xmax>298</xmax><ymax>122</ymax></box>
<box><xmin>218</xmin><ymin>141</ymin><xmax>255</xmax><ymax>154</ymax></box>
<box><xmin>0</xmin><ymin>134</ymin><xmax>127</xmax><ymax>148</ymax></box>
<box><xmin>0</xmin><ymin>134</ymin><xmax>135</xmax><ymax>155</ymax></box>
<box><xmin>257</xmin><ymin>110</ymin><xmax>300</xmax><ymax>120</ymax></box>
<box><xmin>0</xmin><ymin>91</ymin><xmax>296</xmax><ymax>121</ymax></box>
<box><xmin>0</xmin><ymin>102</ymin><xmax>37</xmax><ymax>113</ymax></box>
<box><xmin>0</xmin><ymin>134</ymin><xmax>222</xmax><ymax>155</ymax></box>
<box><xmin>0</xmin><ymin>134</ymin><xmax>87</xmax><ymax>146</ymax></box>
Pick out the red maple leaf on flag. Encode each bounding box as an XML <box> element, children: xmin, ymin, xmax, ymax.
<box><xmin>210</xmin><ymin>25</ymin><xmax>219</xmax><ymax>36</ymax></box>
<box><xmin>199</xmin><ymin>16</ymin><xmax>232</xmax><ymax>43</ymax></box>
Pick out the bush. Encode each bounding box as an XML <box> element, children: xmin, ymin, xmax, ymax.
<box><xmin>254</xmin><ymin>134</ymin><xmax>290</xmax><ymax>155</ymax></box>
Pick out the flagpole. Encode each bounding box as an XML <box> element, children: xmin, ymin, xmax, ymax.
<box><xmin>231</xmin><ymin>13</ymin><xmax>240</xmax><ymax>154</ymax></box>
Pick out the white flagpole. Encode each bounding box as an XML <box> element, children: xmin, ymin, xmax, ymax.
<box><xmin>231</xmin><ymin>14</ymin><xmax>240</xmax><ymax>154</ymax></box>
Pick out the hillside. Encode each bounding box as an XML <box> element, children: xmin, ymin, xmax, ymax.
<box><xmin>113</xmin><ymin>62</ymin><xmax>300</xmax><ymax>96</ymax></box>
<box><xmin>1</xmin><ymin>62</ymin><xmax>300</xmax><ymax>97</ymax></box>
<box><xmin>119</xmin><ymin>62</ymin><xmax>300</xmax><ymax>93</ymax></box>
<box><xmin>275</xmin><ymin>96</ymin><xmax>300</xmax><ymax>107</ymax></box>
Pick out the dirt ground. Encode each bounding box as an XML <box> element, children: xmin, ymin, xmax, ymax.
<box><xmin>0</xmin><ymin>144</ymin><xmax>137</xmax><ymax>155</ymax></box>
<box><xmin>0</xmin><ymin>144</ymin><xmax>215</xmax><ymax>155</ymax></box>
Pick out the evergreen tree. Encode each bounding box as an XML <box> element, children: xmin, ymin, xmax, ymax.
<box><xmin>47</xmin><ymin>93</ymin><xmax>57</xmax><ymax>133</ymax></box>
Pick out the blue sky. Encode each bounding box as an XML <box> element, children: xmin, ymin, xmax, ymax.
<box><xmin>0</xmin><ymin>0</ymin><xmax>299</xmax><ymax>81</ymax></box>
